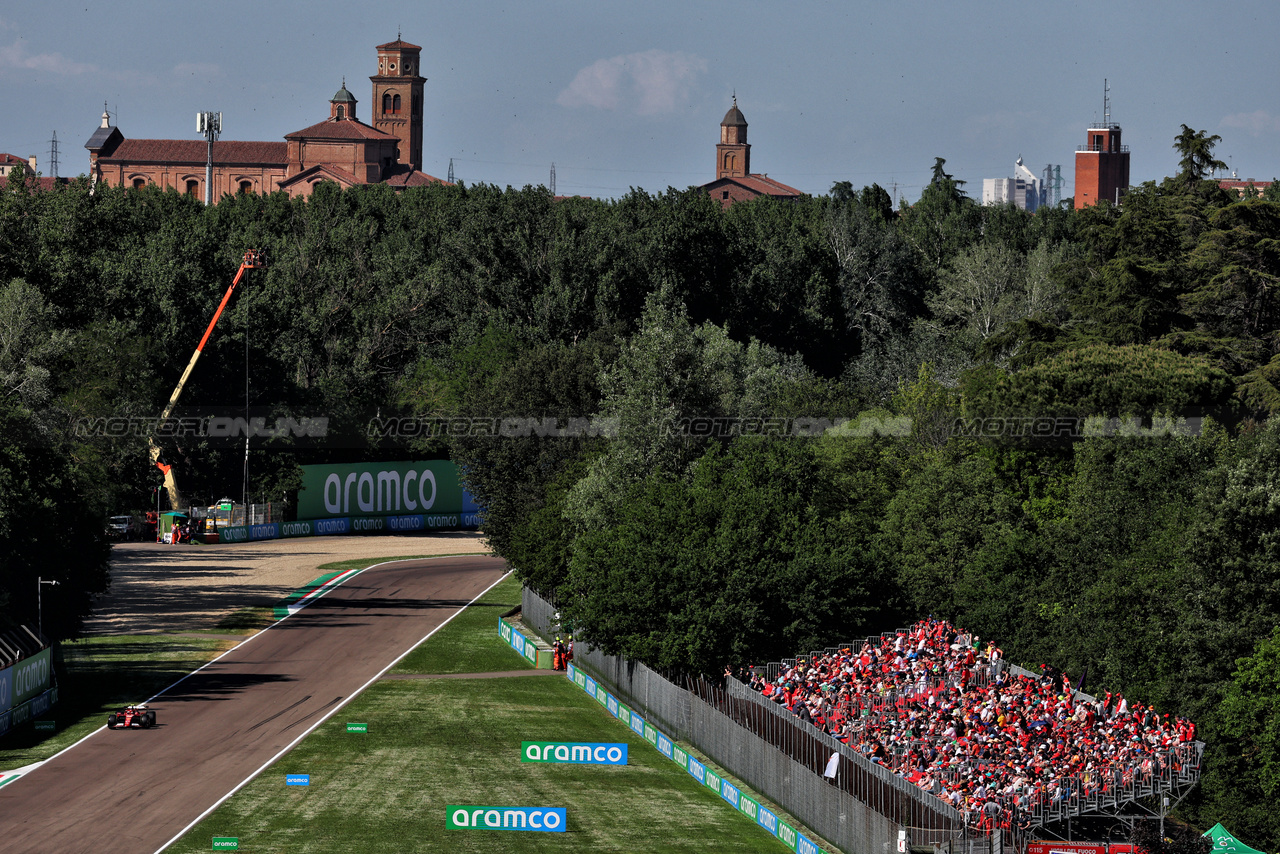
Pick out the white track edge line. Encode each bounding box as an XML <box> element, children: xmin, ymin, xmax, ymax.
<box><xmin>5</xmin><ymin>554</ymin><xmax>485</xmax><ymax>782</ymax></box>
<box><xmin>152</xmin><ymin>565</ymin><xmax>512</xmax><ymax>853</ymax></box>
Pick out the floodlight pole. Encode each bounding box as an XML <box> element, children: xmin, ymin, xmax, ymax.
<box><xmin>37</xmin><ymin>577</ymin><xmax>59</xmax><ymax>639</ymax></box>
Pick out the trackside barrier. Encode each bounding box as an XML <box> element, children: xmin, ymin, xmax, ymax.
<box><xmin>498</xmin><ymin>618</ymin><xmax>554</xmax><ymax>669</ymax></box>
<box><xmin>211</xmin><ymin>512</ymin><xmax>478</xmax><ymax>546</ymax></box>
<box><xmin>561</xmin><ymin>661</ymin><xmax>825</xmax><ymax>853</ymax></box>
<box><xmin>498</xmin><ymin>611</ymin><xmax>823</xmax><ymax>851</ymax></box>
<box><xmin>0</xmin><ymin>685</ymin><xmax>58</xmax><ymax>738</ymax></box>
<box><xmin>520</xmin><ymin>586</ymin><xmax>968</xmax><ymax>854</ymax></box>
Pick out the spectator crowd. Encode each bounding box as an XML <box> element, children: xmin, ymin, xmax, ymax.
<box><xmin>743</xmin><ymin>618</ymin><xmax>1200</xmax><ymax>833</ymax></box>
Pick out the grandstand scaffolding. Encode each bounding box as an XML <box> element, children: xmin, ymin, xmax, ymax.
<box><xmin>520</xmin><ymin>585</ymin><xmax>1202</xmax><ymax>854</ymax></box>
<box><xmin>753</xmin><ymin>635</ymin><xmax>1204</xmax><ymax>850</ymax></box>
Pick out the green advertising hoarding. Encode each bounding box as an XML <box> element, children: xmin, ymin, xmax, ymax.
<box><xmin>297</xmin><ymin>460</ymin><xmax>477</xmax><ymax>521</ymax></box>
<box><xmin>12</xmin><ymin>648</ymin><xmax>51</xmax><ymax>707</ymax></box>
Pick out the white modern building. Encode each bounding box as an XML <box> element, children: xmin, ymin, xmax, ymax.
<box><xmin>983</xmin><ymin>156</ymin><xmax>1043</xmax><ymax>211</ymax></box>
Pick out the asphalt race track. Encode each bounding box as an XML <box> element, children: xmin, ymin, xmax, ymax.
<box><xmin>0</xmin><ymin>555</ymin><xmax>507</xmax><ymax>854</ymax></box>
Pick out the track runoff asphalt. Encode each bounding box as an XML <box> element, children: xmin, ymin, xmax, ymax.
<box><xmin>0</xmin><ymin>555</ymin><xmax>508</xmax><ymax>854</ymax></box>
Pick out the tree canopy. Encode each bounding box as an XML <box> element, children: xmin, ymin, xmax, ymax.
<box><xmin>4</xmin><ymin>135</ymin><xmax>1280</xmax><ymax>845</ymax></box>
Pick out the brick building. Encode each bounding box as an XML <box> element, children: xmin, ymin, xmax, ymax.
<box><xmin>0</xmin><ymin>153</ymin><xmax>37</xmax><ymax>178</ymax></box>
<box><xmin>1074</xmin><ymin>122</ymin><xmax>1130</xmax><ymax>208</ymax></box>
<box><xmin>700</xmin><ymin>98</ymin><xmax>802</xmax><ymax>208</ymax></box>
<box><xmin>84</xmin><ymin>38</ymin><xmax>444</xmax><ymax>199</ymax></box>
<box><xmin>1217</xmin><ymin>177</ymin><xmax>1274</xmax><ymax>198</ymax></box>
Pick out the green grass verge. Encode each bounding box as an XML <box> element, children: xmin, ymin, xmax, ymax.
<box><xmin>214</xmin><ymin>607</ymin><xmax>278</xmax><ymax>633</ymax></box>
<box><xmin>390</xmin><ymin>573</ymin><xmax>528</xmax><ymax>675</ymax></box>
<box><xmin>169</xmin><ymin>572</ymin><xmax>836</xmax><ymax>853</ymax></box>
<box><xmin>0</xmin><ymin>633</ymin><xmax>235</xmax><ymax>769</ymax></box>
<box><xmin>168</xmin><ymin>676</ymin><xmax>796</xmax><ymax>854</ymax></box>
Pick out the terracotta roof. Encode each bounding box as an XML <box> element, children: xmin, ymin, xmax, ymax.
<box><xmin>278</xmin><ymin>162</ymin><xmax>363</xmax><ymax>189</ymax></box>
<box><xmin>381</xmin><ymin>166</ymin><xmax>448</xmax><ymax>188</ymax></box>
<box><xmin>377</xmin><ymin>39</ymin><xmax>422</xmax><ymax>51</ymax></box>
<box><xmin>284</xmin><ymin>118</ymin><xmax>394</xmax><ymax>141</ymax></box>
<box><xmin>100</xmin><ymin>139</ymin><xmax>287</xmax><ymax>165</ymax></box>
<box><xmin>739</xmin><ymin>173</ymin><xmax>803</xmax><ymax>196</ymax></box>
<box><xmin>0</xmin><ymin>153</ymin><xmax>24</xmax><ymax>165</ymax></box>
<box><xmin>35</xmin><ymin>177</ymin><xmax>72</xmax><ymax>191</ymax></box>
<box><xmin>702</xmin><ymin>174</ymin><xmax>803</xmax><ymax>198</ymax></box>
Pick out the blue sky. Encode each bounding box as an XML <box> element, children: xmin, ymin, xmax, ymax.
<box><xmin>2</xmin><ymin>0</ymin><xmax>1278</xmax><ymax>202</ymax></box>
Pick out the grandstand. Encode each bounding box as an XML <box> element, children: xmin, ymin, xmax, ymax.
<box><xmin>732</xmin><ymin>619</ymin><xmax>1203</xmax><ymax>849</ymax></box>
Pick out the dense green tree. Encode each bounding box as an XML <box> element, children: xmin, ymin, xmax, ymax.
<box><xmin>402</xmin><ymin>327</ymin><xmax>617</xmax><ymax>565</ymax></box>
<box><xmin>826</xmin><ymin>196</ymin><xmax>922</xmax><ymax>356</ymax></box>
<box><xmin>722</xmin><ymin>197</ymin><xmax>845</xmax><ymax>370</ymax></box>
<box><xmin>1174</xmin><ymin>124</ymin><xmax>1229</xmax><ymax>184</ymax></box>
<box><xmin>1175</xmin><ymin>420</ymin><xmax>1280</xmax><ymax>714</ymax></box>
<box><xmin>876</xmin><ymin>443</ymin><xmax>1022</xmax><ymax>619</ymax></box>
<box><xmin>1180</xmin><ymin>200</ymin><xmax>1280</xmax><ymax>368</ymax></box>
<box><xmin>1021</xmin><ymin>432</ymin><xmax>1221</xmax><ymax>708</ymax></box>
<box><xmin>563</xmin><ymin>438</ymin><xmax>886</xmax><ymax>673</ymax></box>
<box><xmin>928</xmin><ymin>242</ymin><xmax>1029</xmax><ymax>343</ymax></box>
<box><xmin>0</xmin><ymin>398</ymin><xmax>111</xmax><ymax>640</ymax></box>
<box><xmin>900</xmin><ymin>161</ymin><xmax>981</xmax><ymax>278</ymax></box>
<box><xmin>0</xmin><ymin>278</ymin><xmax>71</xmax><ymax>416</ymax></box>
<box><xmin>960</xmin><ymin>343</ymin><xmax>1235</xmax><ymax>420</ymax></box>
<box><xmin>563</xmin><ymin>295</ymin><xmax>810</xmax><ymax>533</ymax></box>
<box><xmin>1191</xmin><ymin>626</ymin><xmax>1280</xmax><ymax>846</ymax></box>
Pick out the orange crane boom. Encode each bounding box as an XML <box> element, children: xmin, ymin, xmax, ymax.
<box><xmin>149</xmin><ymin>250</ymin><xmax>265</xmax><ymax>510</ymax></box>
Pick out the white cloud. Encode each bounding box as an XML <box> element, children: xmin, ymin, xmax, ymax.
<box><xmin>1221</xmin><ymin>109</ymin><xmax>1280</xmax><ymax>136</ymax></box>
<box><xmin>0</xmin><ymin>39</ymin><xmax>97</xmax><ymax>75</ymax></box>
<box><xmin>557</xmin><ymin>49</ymin><xmax>707</xmax><ymax>116</ymax></box>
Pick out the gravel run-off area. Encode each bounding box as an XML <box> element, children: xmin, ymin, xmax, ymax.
<box><xmin>87</xmin><ymin>532</ymin><xmax>494</xmax><ymax>636</ymax></box>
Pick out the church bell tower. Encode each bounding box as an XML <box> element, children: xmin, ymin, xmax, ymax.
<box><xmin>370</xmin><ymin>37</ymin><xmax>425</xmax><ymax>171</ymax></box>
<box><xmin>716</xmin><ymin>96</ymin><xmax>750</xmax><ymax>180</ymax></box>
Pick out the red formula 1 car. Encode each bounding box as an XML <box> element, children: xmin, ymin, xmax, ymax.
<box><xmin>107</xmin><ymin>704</ymin><xmax>156</xmax><ymax>729</ymax></box>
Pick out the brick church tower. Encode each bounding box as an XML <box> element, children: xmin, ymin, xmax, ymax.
<box><xmin>370</xmin><ymin>37</ymin><xmax>425</xmax><ymax>171</ymax></box>
<box><xmin>716</xmin><ymin>97</ymin><xmax>750</xmax><ymax>180</ymax></box>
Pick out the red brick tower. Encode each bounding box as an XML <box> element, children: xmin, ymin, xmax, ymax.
<box><xmin>1074</xmin><ymin>84</ymin><xmax>1130</xmax><ymax>208</ymax></box>
<box><xmin>716</xmin><ymin>97</ymin><xmax>750</xmax><ymax>180</ymax></box>
<box><xmin>370</xmin><ymin>37</ymin><xmax>425</xmax><ymax>170</ymax></box>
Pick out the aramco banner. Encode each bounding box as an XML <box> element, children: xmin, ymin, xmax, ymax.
<box><xmin>12</xmin><ymin>648</ymin><xmax>51</xmax><ymax>707</ymax></box>
<box><xmin>297</xmin><ymin>460</ymin><xmax>478</xmax><ymax>521</ymax></box>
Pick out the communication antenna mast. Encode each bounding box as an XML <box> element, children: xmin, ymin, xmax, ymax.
<box><xmin>550</xmin><ymin>162</ymin><xmax>556</xmax><ymax>196</ymax></box>
<box><xmin>49</xmin><ymin>131</ymin><xmax>59</xmax><ymax>179</ymax></box>
<box><xmin>1103</xmin><ymin>79</ymin><xmax>1111</xmax><ymax>126</ymax></box>
<box><xmin>196</xmin><ymin>110</ymin><xmax>222</xmax><ymax>206</ymax></box>
<box><xmin>448</xmin><ymin>158</ymin><xmax>455</xmax><ymax>183</ymax></box>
